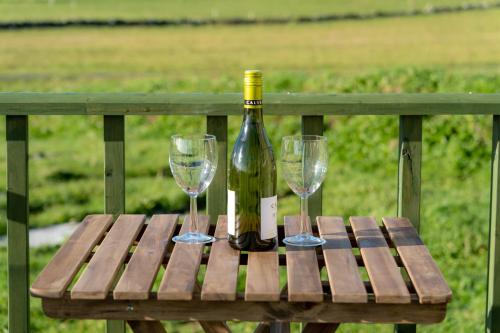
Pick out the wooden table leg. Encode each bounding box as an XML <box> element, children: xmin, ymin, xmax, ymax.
<box><xmin>270</xmin><ymin>322</ymin><xmax>290</xmax><ymax>333</ymax></box>
<box><xmin>127</xmin><ymin>321</ymin><xmax>166</xmax><ymax>333</ymax></box>
<box><xmin>254</xmin><ymin>322</ymin><xmax>271</xmax><ymax>333</ymax></box>
<box><xmin>255</xmin><ymin>322</ymin><xmax>338</xmax><ymax>333</ymax></box>
<box><xmin>194</xmin><ymin>282</ymin><xmax>232</xmax><ymax>333</ymax></box>
<box><xmin>254</xmin><ymin>322</ymin><xmax>290</xmax><ymax>333</ymax></box>
<box><xmin>301</xmin><ymin>323</ymin><xmax>340</xmax><ymax>333</ymax></box>
<box><xmin>199</xmin><ymin>321</ymin><xmax>232</xmax><ymax>333</ymax></box>
<box><xmin>254</xmin><ymin>285</ymin><xmax>290</xmax><ymax>333</ymax></box>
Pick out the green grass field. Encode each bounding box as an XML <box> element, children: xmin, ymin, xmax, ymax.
<box><xmin>1</xmin><ymin>8</ymin><xmax>500</xmax><ymax>93</ymax></box>
<box><xmin>1</xmin><ymin>3</ymin><xmax>499</xmax><ymax>333</ymax></box>
<box><xmin>0</xmin><ymin>0</ymin><xmax>496</xmax><ymax>22</ymax></box>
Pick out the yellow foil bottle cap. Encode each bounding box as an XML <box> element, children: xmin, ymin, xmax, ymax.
<box><xmin>244</xmin><ymin>70</ymin><xmax>263</xmax><ymax>109</ymax></box>
<box><xmin>244</xmin><ymin>70</ymin><xmax>263</xmax><ymax>86</ymax></box>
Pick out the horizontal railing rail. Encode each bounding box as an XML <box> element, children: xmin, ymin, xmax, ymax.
<box><xmin>1</xmin><ymin>93</ymin><xmax>500</xmax><ymax>115</ymax></box>
<box><xmin>2</xmin><ymin>92</ymin><xmax>499</xmax><ymax>333</ymax></box>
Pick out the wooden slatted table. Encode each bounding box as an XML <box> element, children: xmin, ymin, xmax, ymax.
<box><xmin>30</xmin><ymin>214</ymin><xmax>452</xmax><ymax>333</ymax></box>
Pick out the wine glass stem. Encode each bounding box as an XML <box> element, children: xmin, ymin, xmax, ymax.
<box><xmin>190</xmin><ymin>195</ymin><xmax>199</xmax><ymax>234</ymax></box>
<box><xmin>300</xmin><ymin>196</ymin><xmax>309</xmax><ymax>235</ymax></box>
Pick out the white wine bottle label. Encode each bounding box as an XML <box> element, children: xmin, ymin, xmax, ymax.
<box><xmin>260</xmin><ymin>195</ymin><xmax>277</xmax><ymax>240</ymax></box>
<box><xmin>227</xmin><ymin>190</ymin><xmax>236</xmax><ymax>235</ymax></box>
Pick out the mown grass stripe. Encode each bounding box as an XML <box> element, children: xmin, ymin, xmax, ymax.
<box><xmin>2</xmin><ymin>1</ymin><xmax>500</xmax><ymax>30</ymax></box>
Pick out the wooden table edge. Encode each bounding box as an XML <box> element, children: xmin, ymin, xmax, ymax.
<box><xmin>40</xmin><ymin>294</ymin><xmax>450</xmax><ymax>324</ymax></box>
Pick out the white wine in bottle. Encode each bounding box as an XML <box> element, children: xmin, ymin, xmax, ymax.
<box><xmin>228</xmin><ymin>70</ymin><xmax>277</xmax><ymax>251</ymax></box>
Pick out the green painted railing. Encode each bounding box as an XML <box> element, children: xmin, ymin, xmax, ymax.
<box><xmin>3</xmin><ymin>92</ymin><xmax>500</xmax><ymax>333</ymax></box>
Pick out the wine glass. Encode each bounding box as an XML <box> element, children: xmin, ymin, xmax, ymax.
<box><xmin>169</xmin><ymin>134</ymin><xmax>218</xmax><ymax>244</ymax></box>
<box><xmin>281</xmin><ymin>135</ymin><xmax>328</xmax><ymax>247</ymax></box>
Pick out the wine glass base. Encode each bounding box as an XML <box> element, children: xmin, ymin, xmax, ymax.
<box><xmin>172</xmin><ymin>232</ymin><xmax>215</xmax><ymax>244</ymax></box>
<box><xmin>283</xmin><ymin>233</ymin><xmax>326</xmax><ymax>247</ymax></box>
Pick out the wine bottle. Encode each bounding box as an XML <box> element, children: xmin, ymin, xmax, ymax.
<box><xmin>228</xmin><ymin>70</ymin><xmax>277</xmax><ymax>251</ymax></box>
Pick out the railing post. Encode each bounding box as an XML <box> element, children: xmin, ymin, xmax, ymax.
<box><xmin>206</xmin><ymin>116</ymin><xmax>228</xmax><ymax>225</ymax></box>
<box><xmin>487</xmin><ymin>115</ymin><xmax>500</xmax><ymax>332</ymax></box>
<box><xmin>396</xmin><ymin>115</ymin><xmax>422</xmax><ymax>333</ymax></box>
<box><xmin>301</xmin><ymin>116</ymin><xmax>324</xmax><ymax>221</ymax></box>
<box><xmin>300</xmin><ymin>115</ymin><xmax>324</xmax><ymax>331</ymax></box>
<box><xmin>103</xmin><ymin>115</ymin><xmax>125</xmax><ymax>333</ymax></box>
<box><xmin>6</xmin><ymin>115</ymin><xmax>30</xmax><ymax>333</ymax></box>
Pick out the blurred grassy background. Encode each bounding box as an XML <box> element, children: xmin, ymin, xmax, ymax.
<box><xmin>0</xmin><ymin>1</ymin><xmax>499</xmax><ymax>332</ymax></box>
<box><xmin>1</xmin><ymin>0</ymin><xmax>497</xmax><ymax>21</ymax></box>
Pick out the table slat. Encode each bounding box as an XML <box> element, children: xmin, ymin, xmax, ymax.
<box><xmin>157</xmin><ymin>215</ymin><xmax>210</xmax><ymax>300</ymax></box>
<box><xmin>31</xmin><ymin>214</ymin><xmax>114</xmax><ymax>298</ymax></box>
<box><xmin>201</xmin><ymin>215</ymin><xmax>240</xmax><ymax>301</ymax></box>
<box><xmin>113</xmin><ymin>215</ymin><xmax>178</xmax><ymax>300</ymax></box>
<box><xmin>284</xmin><ymin>216</ymin><xmax>323</xmax><ymax>302</ymax></box>
<box><xmin>71</xmin><ymin>214</ymin><xmax>146</xmax><ymax>299</ymax></box>
<box><xmin>317</xmin><ymin>216</ymin><xmax>367</xmax><ymax>303</ymax></box>
<box><xmin>245</xmin><ymin>249</ymin><xmax>280</xmax><ymax>302</ymax></box>
<box><xmin>382</xmin><ymin>217</ymin><xmax>452</xmax><ymax>304</ymax></box>
<box><xmin>350</xmin><ymin>216</ymin><xmax>411</xmax><ymax>304</ymax></box>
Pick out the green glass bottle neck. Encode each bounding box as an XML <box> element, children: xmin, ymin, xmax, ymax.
<box><xmin>243</xmin><ymin>107</ymin><xmax>263</xmax><ymax>123</ymax></box>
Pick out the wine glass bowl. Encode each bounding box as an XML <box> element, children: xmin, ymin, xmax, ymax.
<box><xmin>281</xmin><ymin>135</ymin><xmax>328</xmax><ymax>247</ymax></box>
<box><xmin>281</xmin><ymin>135</ymin><xmax>327</xmax><ymax>198</ymax></box>
<box><xmin>170</xmin><ymin>134</ymin><xmax>217</xmax><ymax>196</ymax></box>
<box><xmin>169</xmin><ymin>134</ymin><xmax>217</xmax><ymax>244</ymax></box>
